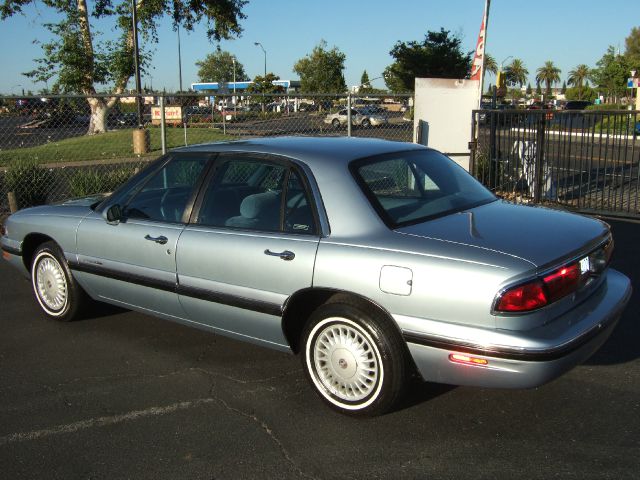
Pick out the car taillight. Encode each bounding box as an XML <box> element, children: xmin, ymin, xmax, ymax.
<box><xmin>496</xmin><ymin>240</ymin><xmax>613</xmax><ymax>314</ymax></box>
<box><xmin>496</xmin><ymin>261</ymin><xmax>588</xmax><ymax>313</ymax></box>
<box><xmin>542</xmin><ymin>263</ymin><xmax>581</xmax><ymax>303</ymax></box>
<box><xmin>495</xmin><ymin>279</ymin><xmax>548</xmax><ymax>312</ymax></box>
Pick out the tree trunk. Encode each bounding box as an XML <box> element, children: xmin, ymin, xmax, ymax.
<box><xmin>86</xmin><ymin>97</ymin><xmax>111</xmax><ymax>135</ymax></box>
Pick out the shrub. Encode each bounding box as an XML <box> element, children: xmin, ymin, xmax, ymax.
<box><xmin>4</xmin><ymin>159</ymin><xmax>55</xmax><ymax>209</ymax></box>
<box><xmin>69</xmin><ymin>167</ymin><xmax>135</xmax><ymax>197</ymax></box>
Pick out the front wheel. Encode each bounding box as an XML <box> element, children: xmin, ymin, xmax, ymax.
<box><xmin>301</xmin><ymin>303</ymin><xmax>407</xmax><ymax>416</ymax></box>
<box><xmin>31</xmin><ymin>241</ymin><xmax>88</xmax><ymax>321</ymax></box>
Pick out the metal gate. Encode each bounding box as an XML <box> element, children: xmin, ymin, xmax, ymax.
<box><xmin>470</xmin><ymin>108</ymin><xmax>640</xmax><ymax>218</ymax></box>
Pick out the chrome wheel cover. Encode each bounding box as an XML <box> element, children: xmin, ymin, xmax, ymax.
<box><xmin>307</xmin><ymin>317</ymin><xmax>383</xmax><ymax>408</ymax></box>
<box><xmin>34</xmin><ymin>254</ymin><xmax>68</xmax><ymax>314</ymax></box>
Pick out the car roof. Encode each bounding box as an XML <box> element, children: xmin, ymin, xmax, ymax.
<box><xmin>172</xmin><ymin>136</ymin><xmax>426</xmax><ymax>168</ymax></box>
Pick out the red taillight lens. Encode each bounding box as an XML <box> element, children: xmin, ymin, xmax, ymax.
<box><xmin>495</xmin><ymin>280</ymin><xmax>548</xmax><ymax>312</ymax></box>
<box><xmin>496</xmin><ymin>260</ymin><xmax>589</xmax><ymax>313</ymax></box>
<box><xmin>543</xmin><ymin>262</ymin><xmax>581</xmax><ymax>302</ymax></box>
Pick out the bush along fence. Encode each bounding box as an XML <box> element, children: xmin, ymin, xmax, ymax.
<box><xmin>0</xmin><ymin>92</ymin><xmax>413</xmax><ymax>215</ymax></box>
<box><xmin>471</xmin><ymin>108</ymin><xmax>640</xmax><ymax>218</ymax></box>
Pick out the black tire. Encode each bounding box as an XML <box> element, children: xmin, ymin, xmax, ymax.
<box><xmin>301</xmin><ymin>302</ymin><xmax>407</xmax><ymax>416</ymax></box>
<box><xmin>31</xmin><ymin>241</ymin><xmax>88</xmax><ymax>321</ymax></box>
<box><xmin>361</xmin><ymin>118</ymin><xmax>371</xmax><ymax>128</ymax></box>
<box><xmin>332</xmin><ymin>118</ymin><xmax>341</xmax><ymax>129</ymax></box>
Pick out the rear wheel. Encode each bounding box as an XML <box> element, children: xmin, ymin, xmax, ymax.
<box><xmin>31</xmin><ymin>241</ymin><xmax>88</xmax><ymax>321</ymax></box>
<box><xmin>362</xmin><ymin>118</ymin><xmax>371</xmax><ymax>128</ymax></box>
<box><xmin>301</xmin><ymin>302</ymin><xmax>407</xmax><ymax>416</ymax></box>
<box><xmin>332</xmin><ymin>118</ymin><xmax>341</xmax><ymax>129</ymax></box>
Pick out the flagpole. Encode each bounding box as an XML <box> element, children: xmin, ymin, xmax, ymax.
<box><xmin>478</xmin><ymin>0</ymin><xmax>491</xmax><ymax>104</ymax></box>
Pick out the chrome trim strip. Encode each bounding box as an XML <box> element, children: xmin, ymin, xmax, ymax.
<box><xmin>69</xmin><ymin>260</ymin><xmax>282</xmax><ymax>317</ymax></box>
<box><xmin>1</xmin><ymin>244</ymin><xmax>22</xmax><ymax>257</ymax></box>
<box><xmin>176</xmin><ymin>284</ymin><xmax>282</xmax><ymax>317</ymax></box>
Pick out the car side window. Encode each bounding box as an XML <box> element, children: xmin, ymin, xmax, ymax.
<box><xmin>124</xmin><ymin>156</ymin><xmax>207</xmax><ymax>223</ymax></box>
<box><xmin>196</xmin><ymin>157</ymin><xmax>318</xmax><ymax>235</ymax></box>
<box><xmin>196</xmin><ymin>158</ymin><xmax>286</xmax><ymax>231</ymax></box>
<box><xmin>284</xmin><ymin>170</ymin><xmax>317</xmax><ymax>235</ymax></box>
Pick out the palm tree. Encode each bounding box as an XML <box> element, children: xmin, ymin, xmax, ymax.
<box><xmin>483</xmin><ymin>53</ymin><xmax>498</xmax><ymax>76</ymax></box>
<box><xmin>567</xmin><ymin>64</ymin><xmax>591</xmax><ymax>100</ymax></box>
<box><xmin>536</xmin><ymin>61</ymin><xmax>561</xmax><ymax>96</ymax></box>
<box><xmin>505</xmin><ymin>58</ymin><xmax>529</xmax><ymax>87</ymax></box>
<box><xmin>567</xmin><ymin>64</ymin><xmax>591</xmax><ymax>88</ymax></box>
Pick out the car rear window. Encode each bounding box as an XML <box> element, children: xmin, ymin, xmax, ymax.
<box><xmin>352</xmin><ymin>149</ymin><xmax>496</xmax><ymax>228</ymax></box>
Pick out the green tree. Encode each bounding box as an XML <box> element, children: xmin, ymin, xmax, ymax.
<box><xmin>246</xmin><ymin>73</ymin><xmax>285</xmax><ymax>95</ymax></box>
<box><xmin>383</xmin><ymin>65</ymin><xmax>409</xmax><ymax>93</ymax></box>
<box><xmin>526</xmin><ymin>82</ymin><xmax>532</xmax><ymax>95</ymax></box>
<box><xmin>625</xmin><ymin>26</ymin><xmax>640</xmax><ymax>70</ymax></box>
<box><xmin>591</xmin><ymin>46</ymin><xmax>631</xmax><ymax>103</ymax></box>
<box><xmin>567</xmin><ymin>64</ymin><xmax>592</xmax><ymax>100</ymax></box>
<box><xmin>535</xmin><ymin>82</ymin><xmax>542</xmax><ymax>96</ymax></box>
<box><xmin>196</xmin><ymin>50</ymin><xmax>248</xmax><ymax>86</ymax></box>
<box><xmin>483</xmin><ymin>53</ymin><xmax>498</xmax><ymax>76</ymax></box>
<box><xmin>561</xmin><ymin>81</ymin><xmax>567</xmax><ymax>94</ymax></box>
<box><xmin>505</xmin><ymin>58</ymin><xmax>529</xmax><ymax>87</ymax></box>
<box><xmin>2</xmin><ymin>0</ymin><xmax>247</xmax><ymax>134</ymax></box>
<box><xmin>565</xmin><ymin>86</ymin><xmax>597</xmax><ymax>103</ymax></box>
<box><xmin>567</xmin><ymin>64</ymin><xmax>591</xmax><ymax>88</ymax></box>
<box><xmin>359</xmin><ymin>70</ymin><xmax>373</xmax><ymax>94</ymax></box>
<box><xmin>293</xmin><ymin>40</ymin><xmax>346</xmax><ymax>93</ymax></box>
<box><xmin>384</xmin><ymin>28</ymin><xmax>472</xmax><ymax>92</ymax></box>
<box><xmin>535</xmin><ymin>60</ymin><xmax>561</xmax><ymax>96</ymax></box>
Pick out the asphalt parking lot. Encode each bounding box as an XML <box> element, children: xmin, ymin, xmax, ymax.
<box><xmin>1</xmin><ymin>217</ymin><xmax>639</xmax><ymax>480</ymax></box>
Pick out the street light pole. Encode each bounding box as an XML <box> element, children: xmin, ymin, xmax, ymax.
<box><xmin>254</xmin><ymin>42</ymin><xmax>267</xmax><ymax>111</ymax></box>
<box><xmin>233</xmin><ymin>57</ymin><xmax>237</xmax><ymax>115</ymax></box>
<box><xmin>500</xmin><ymin>55</ymin><xmax>513</xmax><ymax>71</ymax></box>
<box><xmin>177</xmin><ymin>25</ymin><xmax>183</xmax><ymax>92</ymax></box>
<box><xmin>254</xmin><ymin>42</ymin><xmax>267</xmax><ymax>79</ymax></box>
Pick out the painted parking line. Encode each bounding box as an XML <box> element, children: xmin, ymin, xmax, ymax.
<box><xmin>0</xmin><ymin>398</ymin><xmax>215</xmax><ymax>446</ymax></box>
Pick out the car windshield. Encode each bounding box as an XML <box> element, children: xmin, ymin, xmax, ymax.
<box><xmin>352</xmin><ymin>149</ymin><xmax>497</xmax><ymax>228</ymax></box>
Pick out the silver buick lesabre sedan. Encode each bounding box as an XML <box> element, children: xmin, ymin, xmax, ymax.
<box><xmin>1</xmin><ymin>137</ymin><xmax>631</xmax><ymax>416</ymax></box>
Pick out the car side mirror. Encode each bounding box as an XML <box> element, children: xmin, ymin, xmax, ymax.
<box><xmin>103</xmin><ymin>204</ymin><xmax>122</xmax><ymax>224</ymax></box>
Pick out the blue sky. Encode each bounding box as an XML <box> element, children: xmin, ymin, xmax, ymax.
<box><xmin>1</xmin><ymin>0</ymin><xmax>638</xmax><ymax>94</ymax></box>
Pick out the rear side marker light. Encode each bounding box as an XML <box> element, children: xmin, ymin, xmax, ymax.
<box><xmin>449</xmin><ymin>353</ymin><xmax>489</xmax><ymax>367</ymax></box>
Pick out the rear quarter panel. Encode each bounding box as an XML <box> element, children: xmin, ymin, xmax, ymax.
<box><xmin>313</xmin><ymin>232</ymin><xmax>533</xmax><ymax>330</ymax></box>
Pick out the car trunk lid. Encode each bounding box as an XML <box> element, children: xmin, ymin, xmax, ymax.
<box><xmin>395</xmin><ymin>200</ymin><xmax>609</xmax><ymax>268</ymax></box>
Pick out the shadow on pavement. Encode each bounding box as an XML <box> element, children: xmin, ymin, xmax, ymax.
<box><xmin>586</xmin><ymin>218</ymin><xmax>639</xmax><ymax>366</ymax></box>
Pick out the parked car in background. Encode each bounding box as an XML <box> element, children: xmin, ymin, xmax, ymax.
<box><xmin>359</xmin><ymin>105</ymin><xmax>387</xmax><ymax>116</ymax></box>
<box><xmin>563</xmin><ymin>101</ymin><xmax>592</xmax><ymax>110</ymax></box>
<box><xmin>1</xmin><ymin>137</ymin><xmax>630</xmax><ymax>416</ymax></box>
<box><xmin>324</xmin><ymin>108</ymin><xmax>388</xmax><ymax>128</ymax></box>
<box><xmin>298</xmin><ymin>102</ymin><xmax>319</xmax><ymax>112</ymax></box>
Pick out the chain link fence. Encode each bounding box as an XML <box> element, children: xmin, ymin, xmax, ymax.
<box><xmin>0</xmin><ymin>92</ymin><xmax>414</xmax><ymax>216</ymax></box>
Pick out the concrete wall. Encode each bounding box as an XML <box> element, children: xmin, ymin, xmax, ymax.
<box><xmin>413</xmin><ymin>78</ymin><xmax>480</xmax><ymax>170</ymax></box>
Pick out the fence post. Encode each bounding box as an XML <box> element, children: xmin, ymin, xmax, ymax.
<box><xmin>533</xmin><ymin>115</ymin><xmax>546</xmax><ymax>203</ymax></box>
<box><xmin>347</xmin><ymin>93</ymin><xmax>352</xmax><ymax>137</ymax></box>
<box><xmin>222</xmin><ymin>96</ymin><xmax>226</xmax><ymax>135</ymax></box>
<box><xmin>160</xmin><ymin>95</ymin><xmax>167</xmax><ymax>155</ymax></box>
<box><xmin>7</xmin><ymin>192</ymin><xmax>18</xmax><ymax>213</ymax></box>
<box><xmin>469</xmin><ymin>112</ymin><xmax>477</xmax><ymax>175</ymax></box>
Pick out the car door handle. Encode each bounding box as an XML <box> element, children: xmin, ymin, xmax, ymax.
<box><xmin>145</xmin><ymin>234</ymin><xmax>168</xmax><ymax>245</ymax></box>
<box><xmin>264</xmin><ymin>249</ymin><xmax>295</xmax><ymax>261</ymax></box>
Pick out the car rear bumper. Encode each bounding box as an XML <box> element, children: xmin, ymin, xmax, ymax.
<box><xmin>400</xmin><ymin>268</ymin><xmax>631</xmax><ymax>389</ymax></box>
